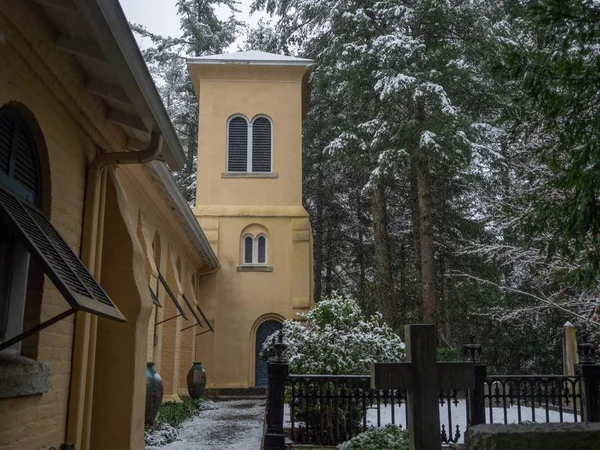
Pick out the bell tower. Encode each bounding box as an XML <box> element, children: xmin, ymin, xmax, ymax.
<box><xmin>188</xmin><ymin>51</ymin><xmax>314</xmax><ymax>389</ymax></box>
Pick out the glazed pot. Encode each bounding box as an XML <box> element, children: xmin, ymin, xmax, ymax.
<box><xmin>145</xmin><ymin>362</ymin><xmax>163</xmax><ymax>425</ymax></box>
<box><xmin>187</xmin><ymin>362</ymin><xmax>207</xmax><ymax>399</ymax></box>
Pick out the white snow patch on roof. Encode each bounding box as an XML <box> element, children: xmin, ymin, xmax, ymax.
<box><xmin>188</xmin><ymin>51</ymin><xmax>313</xmax><ymax>66</ymax></box>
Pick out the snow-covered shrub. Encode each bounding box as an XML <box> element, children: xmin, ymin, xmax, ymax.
<box><xmin>144</xmin><ymin>422</ymin><xmax>179</xmax><ymax>448</ymax></box>
<box><xmin>337</xmin><ymin>425</ymin><xmax>409</xmax><ymax>450</ymax></box>
<box><xmin>262</xmin><ymin>294</ymin><xmax>405</xmax><ymax>374</ymax></box>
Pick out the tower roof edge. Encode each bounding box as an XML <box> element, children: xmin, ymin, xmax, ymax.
<box><xmin>187</xmin><ymin>50</ymin><xmax>313</xmax><ymax>67</ymax></box>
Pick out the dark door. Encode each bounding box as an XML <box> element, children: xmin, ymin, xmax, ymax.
<box><xmin>255</xmin><ymin>320</ymin><xmax>283</xmax><ymax>386</ymax></box>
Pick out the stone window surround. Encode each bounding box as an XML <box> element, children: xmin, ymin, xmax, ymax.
<box><xmin>237</xmin><ymin>265</ymin><xmax>273</xmax><ymax>273</ymax></box>
<box><xmin>0</xmin><ymin>351</ymin><xmax>51</xmax><ymax>398</ymax></box>
<box><xmin>221</xmin><ymin>172</ymin><xmax>278</xmax><ymax>179</ymax></box>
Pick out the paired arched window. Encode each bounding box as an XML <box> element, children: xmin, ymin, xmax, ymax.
<box><xmin>243</xmin><ymin>234</ymin><xmax>268</xmax><ymax>265</ymax></box>
<box><xmin>227</xmin><ymin>115</ymin><xmax>272</xmax><ymax>173</ymax></box>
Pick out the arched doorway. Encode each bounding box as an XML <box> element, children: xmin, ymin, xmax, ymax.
<box><xmin>255</xmin><ymin>320</ymin><xmax>282</xmax><ymax>386</ymax></box>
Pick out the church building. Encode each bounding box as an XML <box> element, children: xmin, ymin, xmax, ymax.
<box><xmin>188</xmin><ymin>51</ymin><xmax>315</xmax><ymax>389</ymax></box>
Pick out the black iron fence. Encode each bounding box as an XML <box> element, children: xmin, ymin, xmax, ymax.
<box><xmin>287</xmin><ymin>375</ymin><xmax>406</xmax><ymax>445</ymax></box>
<box><xmin>484</xmin><ymin>375</ymin><xmax>583</xmax><ymax>424</ymax></box>
<box><xmin>263</xmin><ymin>334</ymin><xmax>600</xmax><ymax>450</ymax></box>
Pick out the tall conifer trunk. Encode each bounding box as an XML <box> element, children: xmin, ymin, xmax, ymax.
<box><xmin>416</xmin><ymin>151</ymin><xmax>437</xmax><ymax>324</ymax></box>
<box><xmin>313</xmin><ymin>159</ymin><xmax>324</xmax><ymax>303</ymax></box>
<box><xmin>372</xmin><ymin>179</ymin><xmax>395</xmax><ymax>326</ymax></box>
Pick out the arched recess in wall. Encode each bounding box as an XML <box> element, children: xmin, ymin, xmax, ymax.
<box><xmin>239</xmin><ymin>223</ymin><xmax>270</xmax><ymax>265</ymax></box>
<box><xmin>248</xmin><ymin>313</ymin><xmax>285</xmax><ymax>387</ymax></box>
<box><xmin>0</xmin><ymin>102</ymin><xmax>51</xmax><ymax>359</ymax></box>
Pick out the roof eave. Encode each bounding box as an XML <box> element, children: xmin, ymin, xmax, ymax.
<box><xmin>76</xmin><ymin>0</ymin><xmax>186</xmax><ymax>171</ymax></box>
<box><xmin>149</xmin><ymin>161</ymin><xmax>221</xmax><ymax>270</ymax></box>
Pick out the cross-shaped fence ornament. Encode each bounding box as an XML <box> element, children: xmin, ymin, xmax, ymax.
<box><xmin>371</xmin><ymin>325</ymin><xmax>475</xmax><ymax>450</ymax></box>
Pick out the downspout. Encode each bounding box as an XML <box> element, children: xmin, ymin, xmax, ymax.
<box><xmin>67</xmin><ymin>133</ymin><xmax>164</xmax><ymax>450</ymax></box>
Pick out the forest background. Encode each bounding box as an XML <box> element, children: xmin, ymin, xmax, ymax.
<box><xmin>131</xmin><ymin>0</ymin><xmax>600</xmax><ymax>374</ymax></box>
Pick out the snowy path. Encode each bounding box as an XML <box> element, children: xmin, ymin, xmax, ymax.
<box><xmin>157</xmin><ymin>400</ymin><xmax>265</xmax><ymax>450</ymax></box>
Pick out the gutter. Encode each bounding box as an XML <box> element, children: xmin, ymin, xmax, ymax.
<box><xmin>76</xmin><ymin>0</ymin><xmax>186</xmax><ymax>170</ymax></box>
<box><xmin>150</xmin><ymin>161</ymin><xmax>220</xmax><ymax>269</ymax></box>
<box><xmin>68</xmin><ymin>133</ymin><xmax>165</xmax><ymax>448</ymax></box>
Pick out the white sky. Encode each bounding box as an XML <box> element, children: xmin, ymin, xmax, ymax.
<box><xmin>119</xmin><ymin>0</ymin><xmax>267</xmax><ymax>52</ymax></box>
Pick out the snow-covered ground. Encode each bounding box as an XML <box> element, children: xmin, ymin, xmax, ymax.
<box><xmin>151</xmin><ymin>400</ymin><xmax>265</xmax><ymax>450</ymax></box>
<box><xmin>284</xmin><ymin>400</ymin><xmax>577</xmax><ymax>444</ymax></box>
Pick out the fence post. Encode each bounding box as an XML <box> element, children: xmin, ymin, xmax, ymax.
<box><xmin>264</xmin><ymin>331</ymin><xmax>289</xmax><ymax>450</ymax></box>
<box><xmin>464</xmin><ymin>335</ymin><xmax>485</xmax><ymax>445</ymax></box>
<box><xmin>576</xmin><ymin>342</ymin><xmax>600</xmax><ymax>422</ymax></box>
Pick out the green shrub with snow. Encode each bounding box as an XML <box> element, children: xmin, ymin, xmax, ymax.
<box><xmin>262</xmin><ymin>294</ymin><xmax>405</xmax><ymax>374</ymax></box>
<box><xmin>337</xmin><ymin>425</ymin><xmax>409</xmax><ymax>450</ymax></box>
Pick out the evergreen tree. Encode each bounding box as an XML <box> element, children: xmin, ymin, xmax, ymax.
<box><xmin>131</xmin><ymin>0</ymin><xmax>243</xmax><ymax>203</ymax></box>
<box><xmin>252</xmin><ymin>0</ymin><xmax>501</xmax><ymax>328</ymax></box>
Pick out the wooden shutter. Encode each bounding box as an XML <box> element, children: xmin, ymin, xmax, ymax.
<box><xmin>0</xmin><ymin>113</ymin><xmax>14</xmax><ymax>175</ymax></box>
<box><xmin>252</xmin><ymin>117</ymin><xmax>272</xmax><ymax>172</ymax></box>
<box><xmin>157</xmin><ymin>272</ymin><xmax>189</xmax><ymax>320</ymax></box>
<box><xmin>228</xmin><ymin>117</ymin><xmax>248</xmax><ymax>172</ymax></box>
<box><xmin>181</xmin><ymin>294</ymin><xmax>204</xmax><ymax>329</ymax></box>
<box><xmin>0</xmin><ymin>107</ymin><xmax>40</xmax><ymax>205</ymax></box>
<box><xmin>149</xmin><ymin>286</ymin><xmax>161</xmax><ymax>307</ymax></box>
<box><xmin>0</xmin><ymin>184</ymin><xmax>126</xmax><ymax>322</ymax></box>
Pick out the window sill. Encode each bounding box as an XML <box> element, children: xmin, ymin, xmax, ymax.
<box><xmin>237</xmin><ymin>265</ymin><xmax>273</xmax><ymax>273</ymax></box>
<box><xmin>221</xmin><ymin>172</ymin><xmax>278</xmax><ymax>179</ymax></box>
<box><xmin>0</xmin><ymin>352</ymin><xmax>51</xmax><ymax>398</ymax></box>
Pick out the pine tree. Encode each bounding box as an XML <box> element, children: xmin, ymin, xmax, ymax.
<box><xmin>131</xmin><ymin>0</ymin><xmax>242</xmax><ymax>204</ymax></box>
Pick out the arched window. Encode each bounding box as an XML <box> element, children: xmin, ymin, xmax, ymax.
<box><xmin>226</xmin><ymin>115</ymin><xmax>273</xmax><ymax>173</ymax></box>
<box><xmin>251</xmin><ymin>116</ymin><xmax>272</xmax><ymax>172</ymax></box>
<box><xmin>257</xmin><ymin>235</ymin><xmax>267</xmax><ymax>264</ymax></box>
<box><xmin>0</xmin><ymin>106</ymin><xmax>40</xmax><ymax>350</ymax></box>
<box><xmin>0</xmin><ymin>105</ymin><xmax>124</xmax><ymax>355</ymax></box>
<box><xmin>0</xmin><ymin>107</ymin><xmax>41</xmax><ymax>206</ymax></box>
<box><xmin>243</xmin><ymin>234</ymin><xmax>254</xmax><ymax>264</ymax></box>
<box><xmin>227</xmin><ymin>116</ymin><xmax>249</xmax><ymax>172</ymax></box>
<box><xmin>242</xmin><ymin>234</ymin><xmax>268</xmax><ymax>265</ymax></box>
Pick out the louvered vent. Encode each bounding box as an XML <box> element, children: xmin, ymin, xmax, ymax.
<box><xmin>0</xmin><ymin>114</ymin><xmax>14</xmax><ymax>175</ymax></box>
<box><xmin>0</xmin><ymin>185</ymin><xmax>126</xmax><ymax>322</ymax></box>
<box><xmin>228</xmin><ymin>117</ymin><xmax>248</xmax><ymax>172</ymax></box>
<box><xmin>252</xmin><ymin>117</ymin><xmax>272</xmax><ymax>172</ymax></box>
<box><xmin>0</xmin><ymin>107</ymin><xmax>40</xmax><ymax>203</ymax></box>
<box><xmin>13</xmin><ymin>131</ymin><xmax>38</xmax><ymax>194</ymax></box>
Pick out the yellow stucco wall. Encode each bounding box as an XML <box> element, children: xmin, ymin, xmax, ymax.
<box><xmin>191</xmin><ymin>64</ymin><xmax>308</xmax><ymax>208</ymax></box>
<box><xmin>0</xmin><ymin>2</ymin><xmax>214</xmax><ymax>449</ymax></box>
<box><xmin>190</xmin><ymin>61</ymin><xmax>315</xmax><ymax>388</ymax></box>
<box><xmin>0</xmin><ymin>3</ymin><xmax>123</xmax><ymax>448</ymax></box>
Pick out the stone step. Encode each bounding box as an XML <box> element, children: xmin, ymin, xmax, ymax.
<box><xmin>204</xmin><ymin>387</ymin><xmax>267</xmax><ymax>401</ymax></box>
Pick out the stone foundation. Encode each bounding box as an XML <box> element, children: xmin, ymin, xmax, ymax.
<box><xmin>468</xmin><ymin>423</ymin><xmax>600</xmax><ymax>450</ymax></box>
